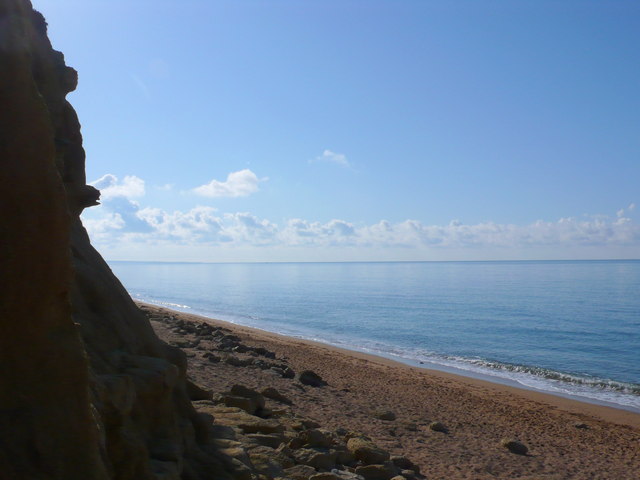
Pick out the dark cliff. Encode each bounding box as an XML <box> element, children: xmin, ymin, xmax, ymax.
<box><xmin>0</xmin><ymin>1</ymin><xmax>234</xmax><ymax>478</ymax></box>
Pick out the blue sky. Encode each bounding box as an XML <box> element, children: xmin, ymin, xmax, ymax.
<box><xmin>35</xmin><ymin>0</ymin><xmax>639</xmax><ymax>261</ymax></box>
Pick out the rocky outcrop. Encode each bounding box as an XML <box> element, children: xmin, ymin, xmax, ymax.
<box><xmin>0</xmin><ymin>1</ymin><xmax>232</xmax><ymax>478</ymax></box>
<box><xmin>1</xmin><ymin>4</ymin><xmax>426</xmax><ymax>480</ymax></box>
<box><xmin>0</xmin><ymin>1</ymin><xmax>107</xmax><ymax>478</ymax></box>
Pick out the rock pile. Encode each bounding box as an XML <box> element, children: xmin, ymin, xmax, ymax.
<box><xmin>143</xmin><ymin>309</ymin><xmax>425</xmax><ymax>480</ymax></box>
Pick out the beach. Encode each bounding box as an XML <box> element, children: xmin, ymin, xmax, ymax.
<box><xmin>141</xmin><ymin>302</ymin><xmax>640</xmax><ymax>480</ymax></box>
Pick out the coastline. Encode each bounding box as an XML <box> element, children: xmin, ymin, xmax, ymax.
<box><xmin>141</xmin><ymin>301</ymin><xmax>640</xmax><ymax>479</ymax></box>
<box><xmin>139</xmin><ymin>300</ymin><xmax>640</xmax><ymax>423</ymax></box>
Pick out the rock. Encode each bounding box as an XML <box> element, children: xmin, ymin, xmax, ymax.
<box><xmin>186</xmin><ymin>379</ymin><xmax>212</xmax><ymax>401</ymax></box>
<box><xmin>334</xmin><ymin>446</ymin><xmax>356</xmax><ymax>466</ymax></box>
<box><xmin>225</xmin><ymin>355</ymin><xmax>254</xmax><ymax>367</ymax></box>
<box><xmin>261</xmin><ymin>386</ymin><xmax>293</xmax><ymax>405</ymax></box>
<box><xmin>310</xmin><ymin>473</ymin><xmax>340</xmax><ymax>480</ymax></box>
<box><xmin>355</xmin><ymin>464</ymin><xmax>395</xmax><ymax>480</ymax></box>
<box><xmin>275</xmin><ymin>443</ymin><xmax>297</xmax><ymax>468</ymax></box>
<box><xmin>149</xmin><ymin>438</ymin><xmax>183</xmax><ymax>462</ymax></box>
<box><xmin>390</xmin><ymin>476</ymin><xmax>406</xmax><ymax>480</ymax></box>
<box><xmin>291</xmin><ymin>418</ymin><xmax>322</xmax><ymax>431</ymax></box>
<box><xmin>99</xmin><ymin>374</ymin><xmax>136</xmax><ymax>417</ymax></box>
<box><xmin>233</xmin><ymin>344</ymin><xmax>251</xmax><ymax>353</ymax></box>
<box><xmin>301</xmin><ymin>428</ymin><xmax>335</xmax><ymax>448</ymax></box>
<box><xmin>272</xmin><ymin>366</ymin><xmax>296</xmax><ymax>378</ymax></box>
<box><xmin>331</xmin><ymin>469</ymin><xmax>367</xmax><ymax>480</ymax></box>
<box><xmin>248</xmin><ymin>452</ymin><xmax>285</xmax><ymax>478</ymax></box>
<box><xmin>220</xmin><ymin>394</ymin><xmax>258</xmax><ymax>414</ymax></box>
<box><xmin>346</xmin><ymin>437</ymin><xmax>390</xmax><ymax>465</ymax></box>
<box><xmin>373</xmin><ymin>410</ymin><xmax>396</xmax><ymax>421</ymax></box>
<box><xmin>213</xmin><ymin>439</ymin><xmax>253</xmax><ymax>467</ymax></box>
<box><xmin>204</xmin><ymin>352</ymin><xmax>221</xmax><ymax>363</ymax></box>
<box><xmin>201</xmin><ymin>405</ymin><xmax>285</xmax><ymax>434</ymax></box>
<box><xmin>284</xmin><ymin>464</ymin><xmax>318</xmax><ymax>480</ymax></box>
<box><xmin>428</xmin><ymin>421</ymin><xmax>447</xmax><ymax>433</ymax></box>
<box><xmin>500</xmin><ymin>438</ymin><xmax>529</xmax><ymax>455</ymax></box>
<box><xmin>574</xmin><ymin>422</ymin><xmax>589</xmax><ymax>429</ymax></box>
<box><xmin>150</xmin><ymin>459</ymin><xmax>181</xmax><ymax>480</ymax></box>
<box><xmin>293</xmin><ymin>447</ymin><xmax>338</xmax><ymax>470</ymax></box>
<box><xmin>254</xmin><ymin>346</ymin><xmax>277</xmax><ymax>359</ymax></box>
<box><xmin>298</xmin><ymin>370</ymin><xmax>328</xmax><ymax>387</ymax></box>
<box><xmin>390</xmin><ymin>456</ymin><xmax>419</xmax><ymax>475</ymax></box>
<box><xmin>246</xmin><ymin>433</ymin><xmax>285</xmax><ymax>449</ymax></box>
<box><xmin>230</xmin><ymin>384</ymin><xmax>266</xmax><ymax>411</ymax></box>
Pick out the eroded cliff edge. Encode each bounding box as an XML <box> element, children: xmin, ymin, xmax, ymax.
<box><xmin>0</xmin><ymin>2</ymin><xmax>233</xmax><ymax>478</ymax></box>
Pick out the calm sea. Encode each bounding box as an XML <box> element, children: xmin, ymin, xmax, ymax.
<box><xmin>109</xmin><ymin>260</ymin><xmax>640</xmax><ymax>411</ymax></box>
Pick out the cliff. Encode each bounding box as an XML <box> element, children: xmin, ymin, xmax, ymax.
<box><xmin>0</xmin><ymin>1</ymin><xmax>234</xmax><ymax>478</ymax></box>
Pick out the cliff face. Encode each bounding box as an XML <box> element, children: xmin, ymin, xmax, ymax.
<box><xmin>0</xmin><ymin>2</ymin><xmax>230</xmax><ymax>478</ymax></box>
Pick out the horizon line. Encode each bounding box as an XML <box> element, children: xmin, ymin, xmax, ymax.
<box><xmin>106</xmin><ymin>258</ymin><xmax>640</xmax><ymax>265</ymax></box>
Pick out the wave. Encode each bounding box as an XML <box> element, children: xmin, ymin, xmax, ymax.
<box><xmin>466</xmin><ymin>358</ymin><xmax>640</xmax><ymax>396</ymax></box>
<box><xmin>309</xmin><ymin>339</ymin><xmax>640</xmax><ymax>410</ymax></box>
<box><xmin>131</xmin><ymin>294</ymin><xmax>192</xmax><ymax>310</ymax></box>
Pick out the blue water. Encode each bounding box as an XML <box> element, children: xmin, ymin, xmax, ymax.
<box><xmin>109</xmin><ymin>260</ymin><xmax>640</xmax><ymax>411</ymax></box>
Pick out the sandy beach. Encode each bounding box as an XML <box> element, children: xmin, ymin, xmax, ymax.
<box><xmin>141</xmin><ymin>302</ymin><xmax>640</xmax><ymax>480</ymax></box>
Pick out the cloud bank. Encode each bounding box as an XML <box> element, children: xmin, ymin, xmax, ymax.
<box><xmin>82</xmin><ymin>175</ymin><xmax>639</xmax><ymax>261</ymax></box>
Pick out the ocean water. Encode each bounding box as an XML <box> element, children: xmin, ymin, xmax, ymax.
<box><xmin>109</xmin><ymin>260</ymin><xmax>640</xmax><ymax>412</ymax></box>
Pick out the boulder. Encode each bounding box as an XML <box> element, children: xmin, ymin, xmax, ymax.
<box><xmin>261</xmin><ymin>386</ymin><xmax>293</xmax><ymax>405</ymax></box>
<box><xmin>301</xmin><ymin>429</ymin><xmax>335</xmax><ymax>448</ymax></box>
<box><xmin>346</xmin><ymin>437</ymin><xmax>390</xmax><ymax>465</ymax></box>
<box><xmin>293</xmin><ymin>448</ymin><xmax>338</xmax><ymax>470</ymax></box>
<box><xmin>186</xmin><ymin>380</ymin><xmax>212</xmax><ymax>401</ymax></box>
<box><xmin>500</xmin><ymin>438</ymin><xmax>528</xmax><ymax>455</ymax></box>
<box><xmin>373</xmin><ymin>410</ymin><xmax>396</xmax><ymax>421</ymax></box>
<box><xmin>390</xmin><ymin>456</ymin><xmax>419</xmax><ymax>475</ymax></box>
<box><xmin>220</xmin><ymin>395</ymin><xmax>258</xmax><ymax>414</ymax></box>
<box><xmin>230</xmin><ymin>384</ymin><xmax>266</xmax><ymax>410</ymax></box>
<box><xmin>248</xmin><ymin>452</ymin><xmax>285</xmax><ymax>478</ymax></box>
<box><xmin>310</xmin><ymin>473</ymin><xmax>340</xmax><ymax>480</ymax></box>
<box><xmin>199</xmin><ymin>405</ymin><xmax>284</xmax><ymax>434</ymax></box>
<box><xmin>245</xmin><ymin>433</ymin><xmax>285</xmax><ymax>449</ymax></box>
<box><xmin>355</xmin><ymin>464</ymin><xmax>395</xmax><ymax>480</ymax></box>
<box><xmin>298</xmin><ymin>370</ymin><xmax>328</xmax><ymax>387</ymax></box>
<box><xmin>284</xmin><ymin>464</ymin><xmax>318</xmax><ymax>480</ymax></box>
<box><xmin>428</xmin><ymin>421</ymin><xmax>447</xmax><ymax>433</ymax></box>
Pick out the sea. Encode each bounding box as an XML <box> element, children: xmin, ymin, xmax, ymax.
<box><xmin>108</xmin><ymin>260</ymin><xmax>640</xmax><ymax>412</ymax></box>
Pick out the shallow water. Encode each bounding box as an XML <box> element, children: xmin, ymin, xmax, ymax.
<box><xmin>109</xmin><ymin>260</ymin><xmax>640</xmax><ymax>411</ymax></box>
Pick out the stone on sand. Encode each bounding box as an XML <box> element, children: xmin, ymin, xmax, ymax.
<box><xmin>346</xmin><ymin>437</ymin><xmax>390</xmax><ymax>465</ymax></box>
<box><xmin>501</xmin><ymin>438</ymin><xmax>529</xmax><ymax>455</ymax></box>
<box><xmin>298</xmin><ymin>369</ymin><xmax>328</xmax><ymax>387</ymax></box>
<box><xmin>373</xmin><ymin>410</ymin><xmax>396</xmax><ymax>421</ymax></box>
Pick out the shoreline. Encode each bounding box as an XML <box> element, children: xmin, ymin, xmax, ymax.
<box><xmin>139</xmin><ymin>301</ymin><xmax>640</xmax><ymax>429</ymax></box>
<box><xmin>142</xmin><ymin>302</ymin><xmax>640</xmax><ymax>478</ymax></box>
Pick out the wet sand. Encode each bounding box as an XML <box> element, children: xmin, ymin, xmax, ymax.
<box><xmin>143</xmin><ymin>303</ymin><xmax>640</xmax><ymax>479</ymax></box>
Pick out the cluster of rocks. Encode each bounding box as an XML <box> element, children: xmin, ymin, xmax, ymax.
<box><xmin>142</xmin><ymin>308</ymin><xmax>425</xmax><ymax>480</ymax></box>
<box><xmin>146</xmin><ymin>311</ymin><xmax>327</xmax><ymax>387</ymax></box>
<box><xmin>195</xmin><ymin>385</ymin><xmax>423</xmax><ymax>480</ymax></box>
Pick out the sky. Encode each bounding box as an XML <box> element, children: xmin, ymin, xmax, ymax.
<box><xmin>34</xmin><ymin>0</ymin><xmax>640</xmax><ymax>262</ymax></box>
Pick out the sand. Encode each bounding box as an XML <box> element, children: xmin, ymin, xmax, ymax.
<box><xmin>142</xmin><ymin>303</ymin><xmax>640</xmax><ymax>480</ymax></box>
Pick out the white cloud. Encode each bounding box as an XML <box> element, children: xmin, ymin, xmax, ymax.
<box><xmin>193</xmin><ymin>169</ymin><xmax>264</xmax><ymax>198</ymax></box>
<box><xmin>91</xmin><ymin>174</ymin><xmax>145</xmax><ymax>199</ymax></box>
<box><xmin>629</xmin><ymin>203</ymin><xmax>636</xmax><ymax>211</ymax></box>
<box><xmin>312</xmin><ymin>150</ymin><xmax>350</xmax><ymax>167</ymax></box>
<box><xmin>81</xmin><ymin>196</ymin><xmax>640</xmax><ymax>260</ymax></box>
